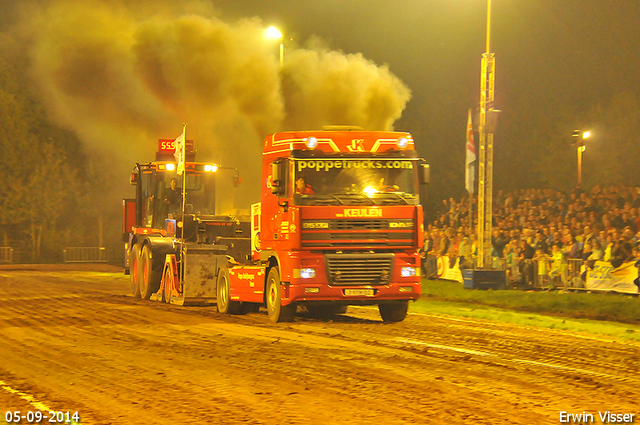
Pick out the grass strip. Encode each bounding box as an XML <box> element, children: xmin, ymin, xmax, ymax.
<box><xmin>416</xmin><ymin>279</ymin><xmax>640</xmax><ymax>341</ymax></box>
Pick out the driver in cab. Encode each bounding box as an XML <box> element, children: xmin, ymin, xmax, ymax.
<box><xmin>295</xmin><ymin>176</ymin><xmax>314</xmax><ymax>195</ymax></box>
<box><xmin>164</xmin><ymin>178</ymin><xmax>182</xmax><ymax>215</ymax></box>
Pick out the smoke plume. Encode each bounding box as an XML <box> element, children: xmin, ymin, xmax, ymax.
<box><xmin>17</xmin><ymin>0</ymin><xmax>411</xmax><ymax>212</ymax></box>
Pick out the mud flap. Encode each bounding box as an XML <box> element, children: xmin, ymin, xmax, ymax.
<box><xmin>151</xmin><ymin>254</ymin><xmax>179</xmax><ymax>303</ymax></box>
<box><xmin>175</xmin><ymin>244</ymin><xmax>228</xmax><ymax>306</ymax></box>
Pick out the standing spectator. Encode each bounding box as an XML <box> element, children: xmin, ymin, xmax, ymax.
<box><xmin>563</xmin><ymin>234</ymin><xmax>582</xmax><ymax>259</ymax></box>
<box><xmin>439</xmin><ymin>229</ymin><xmax>452</xmax><ymax>257</ymax></box>
<box><xmin>504</xmin><ymin>241</ymin><xmax>518</xmax><ymax>284</ymax></box>
<box><xmin>588</xmin><ymin>240</ymin><xmax>604</xmax><ymax>263</ymax></box>
<box><xmin>470</xmin><ymin>233</ymin><xmax>478</xmax><ymax>266</ymax></box>
<box><xmin>518</xmin><ymin>239</ymin><xmax>535</xmax><ymax>287</ymax></box>
<box><xmin>611</xmin><ymin>232</ymin><xmax>634</xmax><ymax>268</ymax></box>
<box><xmin>620</xmin><ymin>211</ymin><xmax>635</xmax><ymax>230</ymax></box>
<box><xmin>420</xmin><ymin>232</ymin><xmax>434</xmax><ymax>277</ymax></box>
<box><xmin>548</xmin><ymin>243</ymin><xmax>566</xmax><ymax>285</ymax></box>
<box><xmin>632</xmin><ymin>246</ymin><xmax>640</xmax><ymax>293</ymax></box>
<box><xmin>532</xmin><ymin>231</ymin><xmax>549</xmax><ymax>255</ymax></box>
<box><xmin>458</xmin><ymin>235</ymin><xmax>472</xmax><ymax>269</ymax></box>
<box><xmin>604</xmin><ymin>232</ymin><xmax>614</xmax><ymax>262</ymax></box>
<box><xmin>492</xmin><ymin>229</ymin><xmax>507</xmax><ymax>259</ymax></box>
<box><xmin>583</xmin><ymin>225</ymin><xmax>599</xmax><ymax>246</ymax></box>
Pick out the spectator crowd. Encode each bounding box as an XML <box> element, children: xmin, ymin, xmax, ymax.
<box><xmin>421</xmin><ymin>185</ymin><xmax>640</xmax><ymax>288</ymax></box>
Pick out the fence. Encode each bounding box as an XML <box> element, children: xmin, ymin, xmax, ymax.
<box><xmin>63</xmin><ymin>247</ymin><xmax>108</xmax><ymax>263</ymax></box>
<box><xmin>428</xmin><ymin>254</ymin><xmax>587</xmax><ymax>290</ymax></box>
<box><xmin>505</xmin><ymin>257</ymin><xmax>584</xmax><ymax>289</ymax></box>
<box><xmin>0</xmin><ymin>247</ymin><xmax>13</xmax><ymax>263</ymax></box>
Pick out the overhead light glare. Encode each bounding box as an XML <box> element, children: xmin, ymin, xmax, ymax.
<box><xmin>265</xmin><ymin>26</ymin><xmax>282</xmax><ymax>39</ymax></box>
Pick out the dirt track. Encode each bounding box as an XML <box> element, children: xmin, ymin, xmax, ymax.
<box><xmin>0</xmin><ymin>265</ymin><xmax>639</xmax><ymax>425</ymax></box>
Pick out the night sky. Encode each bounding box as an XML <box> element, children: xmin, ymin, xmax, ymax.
<box><xmin>1</xmin><ymin>0</ymin><xmax>639</xmax><ymax>200</ymax></box>
<box><xmin>214</xmin><ymin>0</ymin><xmax>640</xmax><ymax>192</ymax></box>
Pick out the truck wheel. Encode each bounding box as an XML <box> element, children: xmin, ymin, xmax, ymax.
<box><xmin>378</xmin><ymin>301</ymin><xmax>409</xmax><ymax>323</ymax></box>
<box><xmin>163</xmin><ymin>265</ymin><xmax>173</xmax><ymax>304</ymax></box>
<box><xmin>129</xmin><ymin>243</ymin><xmax>141</xmax><ymax>298</ymax></box>
<box><xmin>216</xmin><ymin>267</ymin><xmax>242</xmax><ymax>314</ymax></box>
<box><xmin>266</xmin><ymin>268</ymin><xmax>295</xmax><ymax>323</ymax></box>
<box><xmin>140</xmin><ymin>244</ymin><xmax>161</xmax><ymax>300</ymax></box>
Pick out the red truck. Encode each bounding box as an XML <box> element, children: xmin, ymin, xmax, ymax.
<box><xmin>124</xmin><ymin>129</ymin><xmax>428</xmax><ymax>322</ymax></box>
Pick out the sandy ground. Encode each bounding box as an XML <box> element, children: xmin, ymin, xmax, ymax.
<box><xmin>0</xmin><ymin>265</ymin><xmax>638</xmax><ymax>424</ymax></box>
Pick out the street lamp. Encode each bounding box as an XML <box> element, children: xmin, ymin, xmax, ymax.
<box><xmin>572</xmin><ymin>130</ymin><xmax>590</xmax><ymax>187</ymax></box>
<box><xmin>265</xmin><ymin>26</ymin><xmax>284</xmax><ymax>67</ymax></box>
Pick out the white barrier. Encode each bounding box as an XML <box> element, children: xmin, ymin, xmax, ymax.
<box><xmin>63</xmin><ymin>247</ymin><xmax>108</xmax><ymax>263</ymax></box>
<box><xmin>0</xmin><ymin>247</ymin><xmax>13</xmax><ymax>263</ymax></box>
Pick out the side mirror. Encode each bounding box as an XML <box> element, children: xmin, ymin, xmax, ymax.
<box><xmin>420</xmin><ymin>163</ymin><xmax>430</xmax><ymax>185</ymax></box>
<box><xmin>271</xmin><ymin>160</ymin><xmax>286</xmax><ymax>196</ymax></box>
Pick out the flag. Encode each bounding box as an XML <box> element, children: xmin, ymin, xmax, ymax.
<box><xmin>173</xmin><ymin>125</ymin><xmax>186</xmax><ymax>175</ymax></box>
<box><xmin>465</xmin><ymin>109</ymin><xmax>476</xmax><ymax>194</ymax></box>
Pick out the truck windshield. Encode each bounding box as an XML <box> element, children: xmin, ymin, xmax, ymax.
<box><xmin>160</xmin><ymin>172</ymin><xmax>216</xmax><ymax>215</ymax></box>
<box><xmin>144</xmin><ymin>171</ymin><xmax>217</xmax><ymax>227</ymax></box>
<box><xmin>292</xmin><ymin>158</ymin><xmax>419</xmax><ymax>206</ymax></box>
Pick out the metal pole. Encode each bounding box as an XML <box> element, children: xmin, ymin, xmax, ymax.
<box><xmin>577</xmin><ymin>145</ymin><xmax>582</xmax><ymax>187</ymax></box>
<box><xmin>279</xmin><ymin>41</ymin><xmax>284</xmax><ymax>67</ymax></box>
<box><xmin>486</xmin><ymin>0</ymin><xmax>492</xmax><ymax>54</ymax></box>
<box><xmin>477</xmin><ymin>0</ymin><xmax>495</xmax><ymax>269</ymax></box>
<box><xmin>180</xmin><ymin>123</ymin><xmax>187</xmax><ymax>281</ymax></box>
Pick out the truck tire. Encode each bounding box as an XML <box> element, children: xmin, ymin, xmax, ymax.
<box><xmin>129</xmin><ymin>243</ymin><xmax>141</xmax><ymax>298</ymax></box>
<box><xmin>216</xmin><ymin>267</ymin><xmax>242</xmax><ymax>314</ymax></box>
<box><xmin>163</xmin><ymin>265</ymin><xmax>173</xmax><ymax>304</ymax></box>
<box><xmin>140</xmin><ymin>244</ymin><xmax>161</xmax><ymax>300</ymax></box>
<box><xmin>266</xmin><ymin>267</ymin><xmax>295</xmax><ymax>323</ymax></box>
<box><xmin>378</xmin><ymin>300</ymin><xmax>409</xmax><ymax>323</ymax></box>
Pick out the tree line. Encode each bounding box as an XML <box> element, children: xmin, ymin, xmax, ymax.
<box><xmin>0</xmin><ymin>35</ymin><xmax>118</xmax><ymax>262</ymax></box>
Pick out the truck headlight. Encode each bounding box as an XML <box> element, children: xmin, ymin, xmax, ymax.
<box><xmin>294</xmin><ymin>268</ymin><xmax>316</xmax><ymax>279</ymax></box>
<box><xmin>401</xmin><ymin>267</ymin><xmax>417</xmax><ymax>277</ymax></box>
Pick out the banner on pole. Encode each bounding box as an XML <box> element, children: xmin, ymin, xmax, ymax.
<box><xmin>465</xmin><ymin>109</ymin><xmax>476</xmax><ymax>195</ymax></box>
<box><xmin>173</xmin><ymin>126</ymin><xmax>186</xmax><ymax>175</ymax></box>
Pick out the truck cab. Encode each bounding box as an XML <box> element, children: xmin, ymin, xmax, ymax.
<box><xmin>232</xmin><ymin>129</ymin><xmax>428</xmax><ymax>322</ymax></box>
<box><xmin>123</xmin><ymin>139</ymin><xmax>248</xmax><ymax>301</ymax></box>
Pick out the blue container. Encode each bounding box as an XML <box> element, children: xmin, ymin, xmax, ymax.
<box><xmin>463</xmin><ymin>269</ymin><xmax>506</xmax><ymax>290</ymax></box>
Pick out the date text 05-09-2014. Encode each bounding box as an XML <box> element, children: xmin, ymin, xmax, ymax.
<box><xmin>4</xmin><ymin>411</ymin><xmax>81</xmax><ymax>424</ymax></box>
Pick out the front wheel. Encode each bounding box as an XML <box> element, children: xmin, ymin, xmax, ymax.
<box><xmin>163</xmin><ymin>264</ymin><xmax>174</xmax><ymax>304</ymax></box>
<box><xmin>378</xmin><ymin>300</ymin><xmax>409</xmax><ymax>323</ymax></box>
<box><xmin>129</xmin><ymin>243</ymin><xmax>141</xmax><ymax>298</ymax></box>
<box><xmin>266</xmin><ymin>268</ymin><xmax>296</xmax><ymax>323</ymax></box>
<box><xmin>140</xmin><ymin>244</ymin><xmax>161</xmax><ymax>300</ymax></box>
<box><xmin>216</xmin><ymin>267</ymin><xmax>242</xmax><ymax>314</ymax></box>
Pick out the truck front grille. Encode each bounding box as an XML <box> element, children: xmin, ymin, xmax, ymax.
<box><xmin>324</xmin><ymin>253</ymin><xmax>394</xmax><ymax>286</ymax></box>
<box><xmin>301</xmin><ymin>219</ymin><xmax>414</xmax><ymax>249</ymax></box>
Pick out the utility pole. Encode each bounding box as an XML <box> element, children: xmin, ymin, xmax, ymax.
<box><xmin>476</xmin><ymin>0</ymin><xmax>496</xmax><ymax>269</ymax></box>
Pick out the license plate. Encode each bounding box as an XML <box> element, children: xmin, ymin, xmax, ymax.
<box><xmin>344</xmin><ymin>289</ymin><xmax>374</xmax><ymax>297</ymax></box>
